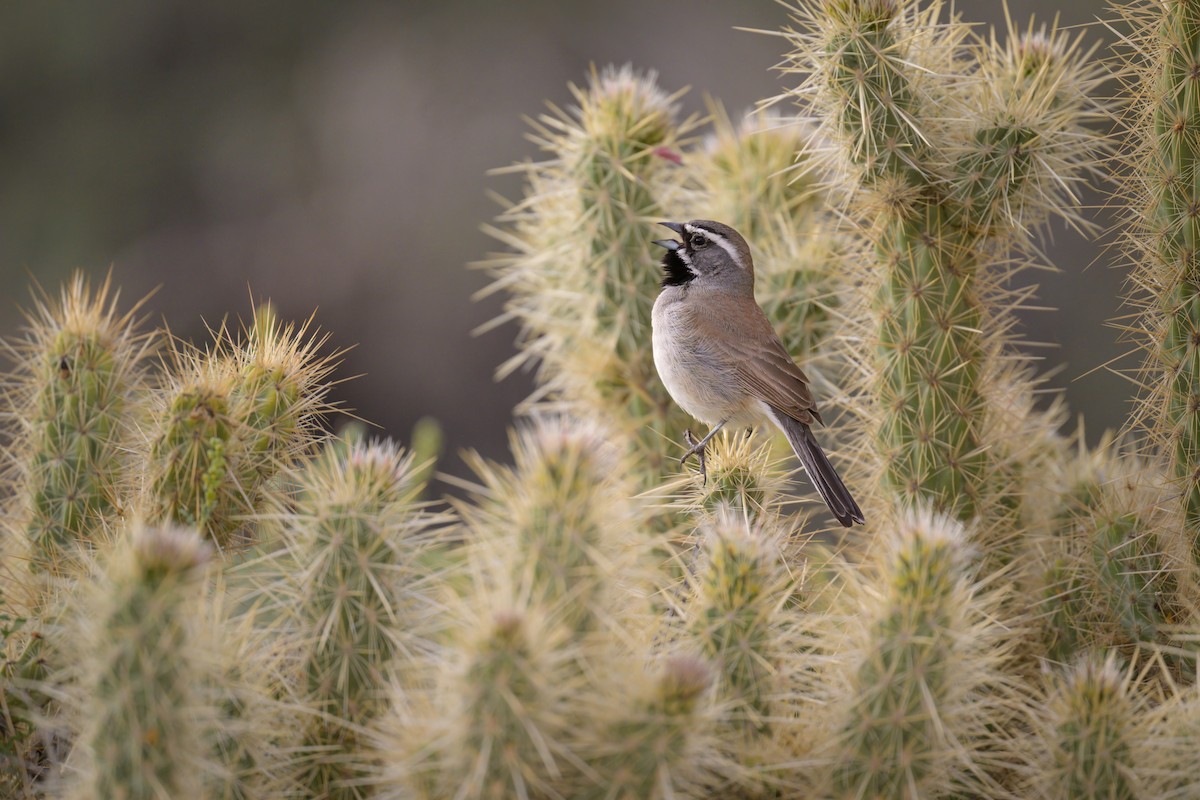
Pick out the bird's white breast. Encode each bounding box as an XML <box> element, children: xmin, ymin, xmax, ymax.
<box><xmin>652</xmin><ymin>287</ymin><xmax>759</xmax><ymax>427</ymax></box>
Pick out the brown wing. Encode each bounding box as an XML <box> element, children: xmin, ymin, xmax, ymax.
<box><xmin>689</xmin><ymin>298</ymin><xmax>822</xmax><ymax>425</ymax></box>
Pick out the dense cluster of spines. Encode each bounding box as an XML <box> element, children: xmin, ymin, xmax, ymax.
<box><xmin>457</xmin><ymin>416</ymin><xmax>647</xmax><ymax>636</ymax></box>
<box><xmin>394</xmin><ymin>605</ymin><xmax>583</xmax><ymax>800</ymax></box>
<box><xmin>144</xmin><ymin>312</ymin><xmax>333</xmax><ymax>550</ymax></box>
<box><xmin>277</xmin><ymin>439</ymin><xmax>442</xmax><ymax>799</ymax></box>
<box><xmin>1115</xmin><ymin>0</ymin><xmax>1200</xmax><ymax>562</ymax></box>
<box><xmin>694</xmin><ymin>109</ymin><xmax>845</xmax><ymax>369</ymax></box>
<box><xmin>823</xmin><ymin>509</ymin><xmax>1015</xmax><ymax>798</ymax></box>
<box><xmin>685</xmin><ymin>511</ymin><xmax>788</xmax><ymax>744</ymax></box>
<box><xmin>1026</xmin><ymin>657</ymin><xmax>1142</xmax><ymax>799</ymax></box>
<box><xmin>64</xmin><ymin>525</ymin><xmax>214</xmax><ymax>800</ymax></box>
<box><xmin>4</xmin><ymin>275</ymin><xmax>152</xmax><ymax>574</ymax></box>
<box><xmin>581</xmin><ymin>655</ymin><xmax>716</xmax><ymax>800</ymax></box>
<box><xmin>145</xmin><ymin>353</ymin><xmax>246</xmax><ymax>546</ymax></box>
<box><xmin>481</xmin><ymin>66</ymin><xmax>695</xmax><ymax>479</ymax></box>
<box><xmin>783</xmin><ymin>0</ymin><xmax>1102</xmax><ymax>524</ymax></box>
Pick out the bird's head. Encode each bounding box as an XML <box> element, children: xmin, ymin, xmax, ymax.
<box><xmin>653</xmin><ymin>219</ymin><xmax>754</xmax><ymax>291</ymax></box>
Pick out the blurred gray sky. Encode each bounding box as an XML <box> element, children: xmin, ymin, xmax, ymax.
<box><xmin>0</xmin><ymin>0</ymin><xmax>1123</xmax><ymax>484</ymax></box>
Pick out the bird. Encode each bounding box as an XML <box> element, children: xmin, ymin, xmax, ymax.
<box><xmin>650</xmin><ymin>219</ymin><xmax>865</xmax><ymax>527</ymax></box>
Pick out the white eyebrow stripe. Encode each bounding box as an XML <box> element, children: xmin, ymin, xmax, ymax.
<box><xmin>684</xmin><ymin>223</ymin><xmax>747</xmax><ymax>271</ymax></box>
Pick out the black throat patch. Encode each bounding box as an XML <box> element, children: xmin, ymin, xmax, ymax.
<box><xmin>660</xmin><ymin>248</ymin><xmax>694</xmax><ymax>288</ymax></box>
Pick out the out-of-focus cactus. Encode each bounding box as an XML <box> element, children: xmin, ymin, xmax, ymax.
<box><xmin>457</xmin><ymin>416</ymin><xmax>649</xmax><ymax>636</ymax></box>
<box><xmin>408</xmin><ymin>416</ymin><xmax>443</xmax><ymax>491</ymax></box>
<box><xmin>62</xmin><ymin>525</ymin><xmax>214</xmax><ymax>800</ymax></box>
<box><xmin>823</xmin><ymin>508</ymin><xmax>1017</xmax><ymax>798</ymax></box>
<box><xmin>1029</xmin><ymin>433</ymin><xmax>1195</xmax><ymax>673</ymax></box>
<box><xmin>1024</xmin><ymin>657</ymin><xmax>1142</xmax><ymax>799</ymax></box>
<box><xmin>1115</xmin><ymin>0</ymin><xmax>1200</xmax><ymax>562</ymax></box>
<box><xmin>143</xmin><ymin>311</ymin><xmax>334</xmax><ymax>550</ymax></box>
<box><xmin>1136</xmin><ymin>684</ymin><xmax>1200</xmax><ymax>798</ymax></box>
<box><xmin>204</xmin><ymin>579</ymin><xmax>291</xmax><ymax>800</ymax></box>
<box><xmin>581</xmin><ymin>655</ymin><xmax>718</xmax><ymax>800</ymax></box>
<box><xmin>390</xmin><ymin>604</ymin><xmax>587</xmax><ymax>800</ymax></box>
<box><xmin>144</xmin><ymin>350</ymin><xmax>247</xmax><ymax>548</ymax></box>
<box><xmin>694</xmin><ymin>107</ymin><xmax>844</xmax><ymax>368</ymax></box>
<box><xmin>3</xmin><ymin>274</ymin><xmax>152</xmax><ymax>575</ymax></box>
<box><xmin>276</xmin><ymin>438</ymin><xmax>443</xmax><ymax>800</ymax></box>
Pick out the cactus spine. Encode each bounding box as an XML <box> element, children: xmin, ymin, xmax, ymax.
<box><xmin>694</xmin><ymin>108</ymin><xmax>842</xmax><ymax>367</ymax></box>
<box><xmin>403</xmin><ymin>607</ymin><xmax>583</xmax><ymax>800</ymax></box>
<box><xmin>686</xmin><ymin>509</ymin><xmax>787</xmax><ymax>742</ymax></box>
<box><xmin>583</xmin><ymin>655</ymin><xmax>716</xmax><ymax>800</ymax></box>
<box><xmin>233</xmin><ymin>304</ymin><xmax>333</xmax><ymax>484</ymax></box>
<box><xmin>144</xmin><ymin>312</ymin><xmax>332</xmax><ymax>549</ymax></box>
<box><xmin>459</xmin><ymin>416</ymin><xmax>647</xmax><ymax>636</ymax></box>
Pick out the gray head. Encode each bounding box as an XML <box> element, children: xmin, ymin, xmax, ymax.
<box><xmin>653</xmin><ymin>219</ymin><xmax>754</xmax><ymax>292</ymax></box>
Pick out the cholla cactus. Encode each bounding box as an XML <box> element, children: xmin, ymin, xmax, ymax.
<box><xmin>61</xmin><ymin>525</ymin><xmax>215</xmax><ymax>800</ymax></box>
<box><xmin>1028</xmin><ymin>431</ymin><xmax>1198</xmax><ymax>673</ymax></box>
<box><xmin>1024</xmin><ymin>657</ymin><xmax>1143</xmax><ymax>799</ymax></box>
<box><xmin>822</xmin><ymin>508</ymin><xmax>1018</xmax><ymax>798</ymax></box>
<box><xmin>683</xmin><ymin>508</ymin><xmax>793</xmax><ymax>741</ymax></box>
<box><xmin>143</xmin><ymin>349</ymin><xmax>248</xmax><ymax>547</ymax></box>
<box><xmin>1114</xmin><ymin>0</ymin><xmax>1200</xmax><ymax>561</ymax></box>
<box><xmin>783</xmin><ymin>0</ymin><xmax>1103</xmax><ymax>523</ymax></box>
<box><xmin>693</xmin><ymin>107</ymin><xmax>845</xmax><ymax>370</ymax></box>
<box><xmin>457</xmin><ymin>416</ymin><xmax>650</xmax><ymax>636</ymax></box>
<box><xmin>671</xmin><ymin>505</ymin><xmax>819</xmax><ymax>794</ymax></box>
<box><xmin>3</xmin><ymin>274</ymin><xmax>152</xmax><ymax>575</ymax></box>
<box><xmin>391</xmin><ymin>605</ymin><xmax>586</xmax><ymax>800</ymax></box>
<box><xmin>581</xmin><ymin>654</ymin><xmax>719</xmax><ymax>800</ymax></box>
<box><xmin>274</xmin><ymin>438</ymin><xmax>444</xmax><ymax>800</ymax></box>
<box><xmin>143</xmin><ymin>312</ymin><xmax>333</xmax><ymax>550</ymax></box>
<box><xmin>0</xmin><ymin>275</ymin><xmax>154</xmax><ymax>798</ymax></box>
<box><xmin>233</xmin><ymin>304</ymin><xmax>335</xmax><ymax>484</ymax></box>
<box><xmin>671</xmin><ymin>431</ymin><xmax>794</xmax><ymax>519</ymax></box>
<box><xmin>481</xmin><ymin>66</ymin><xmax>697</xmax><ymax>480</ymax></box>
<box><xmin>9</xmin><ymin>2</ymin><xmax>1200</xmax><ymax>799</ymax></box>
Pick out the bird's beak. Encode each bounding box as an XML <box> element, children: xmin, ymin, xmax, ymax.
<box><xmin>654</xmin><ymin>221</ymin><xmax>685</xmax><ymax>251</ymax></box>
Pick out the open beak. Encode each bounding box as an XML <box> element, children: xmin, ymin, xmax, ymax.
<box><xmin>654</xmin><ymin>221</ymin><xmax>685</xmax><ymax>251</ymax></box>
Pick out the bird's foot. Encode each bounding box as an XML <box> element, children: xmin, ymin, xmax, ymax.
<box><xmin>682</xmin><ymin>429</ymin><xmax>708</xmax><ymax>485</ymax></box>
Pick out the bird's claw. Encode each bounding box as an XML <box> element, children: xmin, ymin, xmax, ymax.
<box><xmin>682</xmin><ymin>429</ymin><xmax>708</xmax><ymax>485</ymax></box>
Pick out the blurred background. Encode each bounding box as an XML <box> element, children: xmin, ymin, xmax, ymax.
<box><xmin>0</xmin><ymin>0</ymin><xmax>1122</xmax><ymax>487</ymax></box>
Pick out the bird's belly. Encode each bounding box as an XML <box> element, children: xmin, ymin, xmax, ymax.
<box><xmin>652</xmin><ymin>302</ymin><xmax>758</xmax><ymax>427</ymax></box>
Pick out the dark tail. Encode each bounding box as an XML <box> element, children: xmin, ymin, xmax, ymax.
<box><xmin>768</xmin><ymin>407</ymin><xmax>865</xmax><ymax>527</ymax></box>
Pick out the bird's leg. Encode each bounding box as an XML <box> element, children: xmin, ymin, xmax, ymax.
<box><xmin>683</xmin><ymin>430</ymin><xmax>707</xmax><ymax>484</ymax></box>
<box><xmin>681</xmin><ymin>420</ymin><xmax>727</xmax><ymax>484</ymax></box>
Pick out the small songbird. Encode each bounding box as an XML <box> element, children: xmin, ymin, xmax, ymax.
<box><xmin>651</xmin><ymin>220</ymin><xmax>865</xmax><ymax>527</ymax></box>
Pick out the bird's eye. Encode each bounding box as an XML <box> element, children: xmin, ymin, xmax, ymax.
<box><xmin>690</xmin><ymin>233</ymin><xmax>708</xmax><ymax>249</ymax></box>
